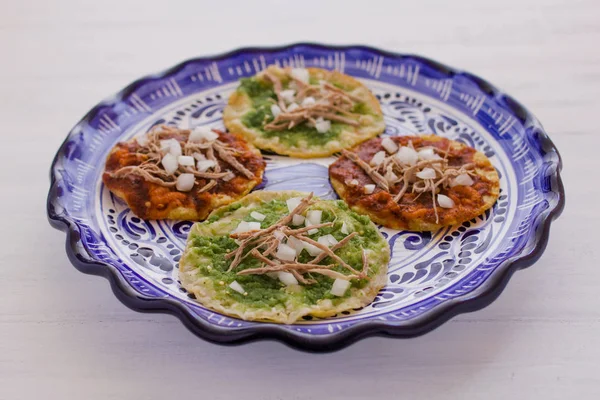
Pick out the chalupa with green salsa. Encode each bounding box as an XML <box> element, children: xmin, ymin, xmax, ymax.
<box><xmin>223</xmin><ymin>65</ymin><xmax>385</xmax><ymax>158</ymax></box>
<box><xmin>179</xmin><ymin>191</ymin><xmax>389</xmax><ymax>323</ymax></box>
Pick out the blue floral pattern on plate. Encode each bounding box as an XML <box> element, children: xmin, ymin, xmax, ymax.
<box><xmin>47</xmin><ymin>44</ymin><xmax>564</xmax><ymax>351</ymax></box>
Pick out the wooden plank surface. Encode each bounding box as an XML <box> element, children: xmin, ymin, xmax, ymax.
<box><xmin>1</xmin><ymin>0</ymin><xmax>597</xmax><ymax>398</ymax></box>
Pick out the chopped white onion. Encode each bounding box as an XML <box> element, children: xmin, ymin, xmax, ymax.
<box><xmin>161</xmin><ymin>153</ymin><xmax>179</xmax><ymax>175</ymax></box>
<box><xmin>416</xmin><ymin>167</ymin><xmax>436</xmax><ymax>180</ymax></box>
<box><xmin>176</xmin><ymin>173</ymin><xmax>195</xmax><ymax>191</ymax></box>
<box><xmin>340</xmin><ymin>222</ymin><xmax>351</xmax><ymax>235</ymax></box>
<box><xmin>301</xmin><ymin>96</ymin><xmax>316</xmax><ymax>106</ymax></box>
<box><xmin>290</xmin><ymin>68</ymin><xmax>310</xmax><ymax>83</ymax></box>
<box><xmin>315</xmin><ymin>118</ymin><xmax>331</xmax><ymax>133</ymax></box>
<box><xmin>306</xmin><ymin>210</ymin><xmax>322</xmax><ymax>226</ymax></box>
<box><xmin>136</xmin><ymin>135</ymin><xmax>149</xmax><ymax>146</ymax></box>
<box><xmin>229</xmin><ymin>280</ymin><xmax>245</xmax><ymax>295</ymax></box>
<box><xmin>271</xmin><ymin>104</ymin><xmax>281</xmax><ymax>117</ymax></box>
<box><xmin>160</xmin><ymin>139</ymin><xmax>181</xmax><ymax>157</ymax></box>
<box><xmin>192</xmin><ymin>152</ymin><xmax>206</xmax><ymax>161</ymax></box>
<box><xmin>381</xmin><ymin>137</ymin><xmax>399</xmax><ymax>154</ymax></box>
<box><xmin>221</xmin><ymin>171</ymin><xmax>235</xmax><ymax>181</ymax></box>
<box><xmin>307</xmin><ymin>228</ymin><xmax>319</xmax><ymax>235</ymax></box>
<box><xmin>450</xmin><ymin>173</ymin><xmax>474</xmax><ymax>187</ymax></box>
<box><xmin>177</xmin><ymin>155</ymin><xmax>195</xmax><ymax>167</ymax></box>
<box><xmin>417</xmin><ymin>148</ymin><xmax>441</xmax><ymax>161</ymax></box>
<box><xmin>276</xmin><ymin>243</ymin><xmax>297</xmax><ymax>262</ymax></box>
<box><xmin>247</xmin><ymin>222</ymin><xmax>261</xmax><ymax>231</ymax></box>
<box><xmin>330</xmin><ymin>278</ymin><xmax>351</xmax><ymax>297</ymax></box>
<box><xmin>159</xmin><ymin>139</ymin><xmax>172</xmax><ymax>152</ymax></box>
<box><xmin>437</xmin><ymin>194</ymin><xmax>455</xmax><ymax>208</ymax></box>
<box><xmin>287</xmin><ymin>236</ymin><xmax>304</xmax><ymax>255</ymax></box>
<box><xmin>385</xmin><ymin>169</ymin><xmax>399</xmax><ymax>183</ymax></box>
<box><xmin>287</xmin><ymin>102</ymin><xmax>300</xmax><ymax>112</ymax></box>
<box><xmin>303</xmin><ymin>242</ymin><xmax>323</xmax><ymax>256</ymax></box>
<box><xmin>292</xmin><ymin>214</ymin><xmax>305</xmax><ymax>226</ymax></box>
<box><xmin>250</xmin><ymin>211</ymin><xmax>266</xmax><ymax>221</ymax></box>
<box><xmin>349</xmin><ymin>179</ymin><xmax>359</xmax><ymax>186</ymax></box>
<box><xmin>395</xmin><ymin>146</ymin><xmax>418</xmax><ymax>166</ymax></box>
<box><xmin>280</xmin><ymin>89</ymin><xmax>296</xmax><ymax>103</ymax></box>
<box><xmin>197</xmin><ymin>159</ymin><xmax>216</xmax><ymax>172</ymax></box>
<box><xmin>364</xmin><ymin>184</ymin><xmax>376</xmax><ymax>194</ymax></box>
<box><xmin>286</xmin><ymin>197</ymin><xmax>302</xmax><ymax>213</ymax></box>
<box><xmin>273</xmin><ymin>230</ymin><xmax>286</xmax><ymax>241</ymax></box>
<box><xmin>232</xmin><ymin>221</ymin><xmax>261</xmax><ymax>234</ymax></box>
<box><xmin>317</xmin><ymin>234</ymin><xmax>339</xmax><ymax>247</ymax></box>
<box><xmin>370</xmin><ymin>151</ymin><xmax>386</xmax><ymax>166</ymax></box>
<box><xmin>189</xmin><ymin>127</ymin><xmax>218</xmax><ymax>143</ymax></box>
<box><xmin>278</xmin><ymin>271</ymin><xmax>298</xmax><ymax>286</ymax></box>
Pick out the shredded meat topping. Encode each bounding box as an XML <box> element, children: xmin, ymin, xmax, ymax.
<box><xmin>107</xmin><ymin>125</ymin><xmax>255</xmax><ymax>191</ymax></box>
<box><xmin>261</xmin><ymin>69</ymin><xmax>363</xmax><ymax>132</ymax></box>
<box><xmin>225</xmin><ymin>193</ymin><xmax>370</xmax><ymax>284</ymax></box>
<box><xmin>344</xmin><ymin>141</ymin><xmax>476</xmax><ymax>223</ymax></box>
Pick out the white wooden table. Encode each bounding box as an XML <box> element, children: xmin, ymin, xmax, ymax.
<box><xmin>1</xmin><ymin>0</ymin><xmax>597</xmax><ymax>398</ymax></box>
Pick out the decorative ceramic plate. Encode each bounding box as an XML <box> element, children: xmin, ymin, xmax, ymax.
<box><xmin>47</xmin><ymin>44</ymin><xmax>564</xmax><ymax>351</ymax></box>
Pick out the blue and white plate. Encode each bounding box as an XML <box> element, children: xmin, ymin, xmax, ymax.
<box><xmin>47</xmin><ymin>44</ymin><xmax>564</xmax><ymax>351</ymax></box>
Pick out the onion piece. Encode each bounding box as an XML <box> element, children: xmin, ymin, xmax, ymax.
<box><xmin>192</xmin><ymin>152</ymin><xmax>206</xmax><ymax>161</ymax></box>
<box><xmin>159</xmin><ymin>139</ymin><xmax>173</xmax><ymax>153</ymax></box>
<box><xmin>416</xmin><ymin>167</ymin><xmax>436</xmax><ymax>180</ymax></box>
<box><xmin>306</xmin><ymin>210</ymin><xmax>322</xmax><ymax>226</ymax></box>
<box><xmin>417</xmin><ymin>148</ymin><xmax>441</xmax><ymax>161</ymax></box>
<box><xmin>395</xmin><ymin>146</ymin><xmax>418</xmax><ymax>166</ymax></box>
<box><xmin>160</xmin><ymin>139</ymin><xmax>181</xmax><ymax>156</ymax></box>
<box><xmin>349</xmin><ymin>179</ymin><xmax>359</xmax><ymax>186</ymax></box>
<box><xmin>189</xmin><ymin>127</ymin><xmax>218</xmax><ymax>142</ymax></box>
<box><xmin>340</xmin><ymin>222</ymin><xmax>351</xmax><ymax>235</ymax></box>
<box><xmin>370</xmin><ymin>151</ymin><xmax>386</xmax><ymax>167</ymax></box>
<box><xmin>384</xmin><ymin>169</ymin><xmax>398</xmax><ymax>184</ymax></box>
<box><xmin>229</xmin><ymin>280</ymin><xmax>245</xmax><ymax>295</ymax></box>
<box><xmin>301</xmin><ymin>96</ymin><xmax>316</xmax><ymax>106</ymax></box>
<box><xmin>303</xmin><ymin>242</ymin><xmax>323</xmax><ymax>256</ymax></box>
<box><xmin>364</xmin><ymin>184</ymin><xmax>375</xmax><ymax>194</ymax></box>
<box><xmin>437</xmin><ymin>194</ymin><xmax>455</xmax><ymax>208</ymax></box>
<box><xmin>381</xmin><ymin>137</ymin><xmax>399</xmax><ymax>154</ymax></box>
<box><xmin>161</xmin><ymin>153</ymin><xmax>178</xmax><ymax>175</ymax></box>
<box><xmin>178</xmin><ymin>155</ymin><xmax>195</xmax><ymax>167</ymax></box>
<box><xmin>286</xmin><ymin>197</ymin><xmax>302</xmax><ymax>213</ymax></box>
<box><xmin>450</xmin><ymin>173</ymin><xmax>474</xmax><ymax>187</ymax></box>
<box><xmin>221</xmin><ymin>171</ymin><xmax>235</xmax><ymax>181</ymax></box>
<box><xmin>292</xmin><ymin>214</ymin><xmax>305</xmax><ymax>226</ymax></box>
<box><xmin>271</xmin><ymin>104</ymin><xmax>281</xmax><ymax>117</ymax></box>
<box><xmin>247</xmin><ymin>222</ymin><xmax>261</xmax><ymax>231</ymax></box>
<box><xmin>290</xmin><ymin>68</ymin><xmax>309</xmax><ymax>83</ymax></box>
<box><xmin>317</xmin><ymin>234</ymin><xmax>339</xmax><ymax>247</ymax></box>
<box><xmin>232</xmin><ymin>221</ymin><xmax>261</xmax><ymax>234</ymax></box>
<box><xmin>278</xmin><ymin>271</ymin><xmax>298</xmax><ymax>286</ymax></box>
<box><xmin>315</xmin><ymin>117</ymin><xmax>331</xmax><ymax>133</ymax></box>
<box><xmin>136</xmin><ymin>135</ymin><xmax>149</xmax><ymax>147</ymax></box>
<box><xmin>169</xmin><ymin>140</ymin><xmax>182</xmax><ymax>157</ymax></box>
<box><xmin>280</xmin><ymin>89</ymin><xmax>296</xmax><ymax>103</ymax></box>
<box><xmin>250</xmin><ymin>211</ymin><xmax>266</xmax><ymax>221</ymax></box>
<box><xmin>197</xmin><ymin>159</ymin><xmax>216</xmax><ymax>172</ymax></box>
<box><xmin>273</xmin><ymin>230</ymin><xmax>286</xmax><ymax>241</ymax></box>
<box><xmin>287</xmin><ymin>236</ymin><xmax>304</xmax><ymax>255</ymax></box>
<box><xmin>276</xmin><ymin>243</ymin><xmax>297</xmax><ymax>262</ymax></box>
<box><xmin>176</xmin><ymin>173</ymin><xmax>195</xmax><ymax>192</ymax></box>
<box><xmin>330</xmin><ymin>278</ymin><xmax>351</xmax><ymax>297</ymax></box>
<box><xmin>287</xmin><ymin>102</ymin><xmax>300</xmax><ymax>112</ymax></box>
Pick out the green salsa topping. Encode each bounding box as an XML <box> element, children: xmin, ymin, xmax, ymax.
<box><xmin>181</xmin><ymin>197</ymin><xmax>388</xmax><ymax>309</ymax></box>
<box><xmin>237</xmin><ymin>75</ymin><xmax>375</xmax><ymax>148</ymax></box>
